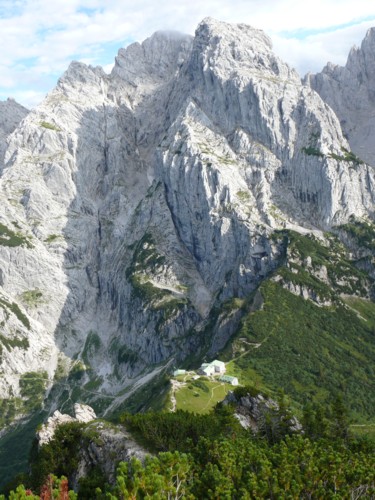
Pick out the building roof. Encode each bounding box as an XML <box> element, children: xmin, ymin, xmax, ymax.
<box><xmin>211</xmin><ymin>359</ymin><xmax>225</xmax><ymax>367</ymax></box>
<box><xmin>219</xmin><ymin>375</ymin><xmax>238</xmax><ymax>383</ymax></box>
<box><xmin>173</xmin><ymin>369</ymin><xmax>186</xmax><ymax>376</ymax></box>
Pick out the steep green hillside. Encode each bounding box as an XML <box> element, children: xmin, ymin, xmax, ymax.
<box><xmin>223</xmin><ymin>281</ymin><xmax>374</xmax><ymax>419</ymax></box>
<box><xmin>220</xmin><ymin>229</ymin><xmax>375</xmax><ymax>423</ymax></box>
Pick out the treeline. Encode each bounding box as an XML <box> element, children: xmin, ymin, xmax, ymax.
<box><xmin>1</xmin><ymin>391</ymin><xmax>374</xmax><ymax>499</ymax></box>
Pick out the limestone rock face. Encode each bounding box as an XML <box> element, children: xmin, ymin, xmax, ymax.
<box><xmin>37</xmin><ymin>404</ymin><xmax>96</xmax><ymax>446</ymax></box>
<box><xmin>306</xmin><ymin>27</ymin><xmax>375</xmax><ymax>166</ymax></box>
<box><xmin>224</xmin><ymin>390</ymin><xmax>302</xmax><ymax>434</ymax></box>
<box><xmin>74</xmin><ymin>403</ymin><xmax>97</xmax><ymax>423</ymax></box>
<box><xmin>0</xmin><ymin>98</ymin><xmax>29</xmax><ymax>169</ymax></box>
<box><xmin>0</xmin><ymin>18</ymin><xmax>375</xmax><ymax>420</ymax></box>
<box><xmin>72</xmin><ymin>422</ymin><xmax>148</xmax><ymax>487</ymax></box>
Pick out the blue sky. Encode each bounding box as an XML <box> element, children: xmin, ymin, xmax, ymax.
<box><xmin>1</xmin><ymin>0</ymin><xmax>374</xmax><ymax>108</ymax></box>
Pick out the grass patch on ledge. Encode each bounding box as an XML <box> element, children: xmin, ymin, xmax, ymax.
<box><xmin>0</xmin><ymin>296</ymin><xmax>30</xmax><ymax>330</ymax></box>
<box><xmin>19</xmin><ymin>289</ymin><xmax>43</xmax><ymax>308</ymax></box>
<box><xmin>340</xmin><ymin>218</ymin><xmax>375</xmax><ymax>252</ymax></box>
<box><xmin>19</xmin><ymin>371</ymin><xmax>48</xmax><ymax>412</ymax></box>
<box><xmin>0</xmin><ymin>334</ymin><xmax>29</xmax><ymax>359</ymax></box>
<box><xmin>40</xmin><ymin>121</ymin><xmax>61</xmax><ymax>132</ymax></box>
<box><xmin>0</xmin><ymin>223</ymin><xmax>33</xmax><ymax>248</ymax></box>
<box><xmin>45</xmin><ymin>234</ymin><xmax>61</xmax><ymax>243</ymax></box>
<box><xmin>302</xmin><ymin>141</ymin><xmax>364</xmax><ymax>166</ymax></box>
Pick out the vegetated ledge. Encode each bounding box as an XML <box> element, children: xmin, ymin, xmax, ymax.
<box><xmin>39</xmin><ymin>121</ymin><xmax>62</xmax><ymax>132</ymax></box>
<box><xmin>0</xmin><ymin>296</ymin><xmax>30</xmax><ymax>330</ymax></box>
<box><xmin>302</xmin><ymin>145</ymin><xmax>364</xmax><ymax>166</ymax></box>
<box><xmin>338</xmin><ymin>217</ymin><xmax>375</xmax><ymax>252</ymax></box>
<box><xmin>0</xmin><ymin>223</ymin><xmax>33</xmax><ymax>248</ymax></box>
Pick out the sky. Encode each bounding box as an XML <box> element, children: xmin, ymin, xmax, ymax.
<box><xmin>0</xmin><ymin>0</ymin><xmax>374</xmax><ymax>109</ymax></box>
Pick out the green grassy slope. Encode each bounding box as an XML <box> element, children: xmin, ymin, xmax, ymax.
<box><xmin>172</xmin><ymin>376</ymin><xmax>233</xmax><ymax>414</ymax></box>
<box><xmin>219</xmin><ymin>228</ymin><xmax>375</xmax><ymax>423</ymax></box>
<box><xmin>221</xmin><ymin>281</ymin><xmax>374</xmax><ymax>420</ymax></box>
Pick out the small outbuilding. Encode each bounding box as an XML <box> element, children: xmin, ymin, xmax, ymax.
<box><xmin>173</xmin><ymin>369</ymin><xmax>186</xmax><ymax>377</ymax></box>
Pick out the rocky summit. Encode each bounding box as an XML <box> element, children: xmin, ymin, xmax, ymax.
<box><xmin>0</xmin><ymin>17</ymin><xmax>374</xmax><ymax>429</ymax></box>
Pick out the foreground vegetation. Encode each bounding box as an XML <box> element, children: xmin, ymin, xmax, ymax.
<box><xmin>1</xmin><ymin>389</ymin><xmax>374</xmax><ymax>499</ymax></box>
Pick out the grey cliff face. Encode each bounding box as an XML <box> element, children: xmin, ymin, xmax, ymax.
<box><xmin>0</xmin><ymin>18</ymin><xmax>374</xmax><ymax>419</ymax></box>
<box><xmin>0</xmin><ymin>98</ymin><xmax>29</xmax><ymax>170</ymax></box>
<box><xmin>306</xmin><ymin>27</ymin><xmax>375</xmax><ymax>167</ymax></box>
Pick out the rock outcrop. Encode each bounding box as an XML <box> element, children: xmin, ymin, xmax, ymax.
<box><xmin>0</xmin><ymin>18</ymin><xmax>374</xmax><ymax>423</ymax></box>
<box><xmin>72</xmin><ymin>421</ymin><xmax>148</xmax><ymax>487</ymax></box>
<box><xmin>36</xmin><ymin>404</ymin><xmax>148</xmax><ymax>487</ymax></box>
<box><xmin>37</xmin><ymin>403</ymin><xmax>96</xmax><ymax>446</ymax></box>
<box><xmin>223</xmin><ymin>389</ymin><xmax>302</xmax><ymax>434</ymax></box>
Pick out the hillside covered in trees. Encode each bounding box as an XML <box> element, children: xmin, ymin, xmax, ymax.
<box><xmin>1</xmin><ymin>387</ymin><xmax>374</xmax><ymax>499</ymax></box>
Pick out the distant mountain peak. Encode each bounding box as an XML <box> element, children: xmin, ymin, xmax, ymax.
<box><xmin>307</xmin><ymin>24</ymin><xmax>375</xmax><ymax>165</ymax></box>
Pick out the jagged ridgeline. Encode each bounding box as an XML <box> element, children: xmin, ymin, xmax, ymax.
<box><xmin>0</xmin><ymin>17</ymin><xmax>375</xmax><ymax>486</ymax></box>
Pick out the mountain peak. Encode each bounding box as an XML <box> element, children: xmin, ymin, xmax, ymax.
<box><xmin>307</xmin><ymin>23</ymin><xmax>375</xmax><ymax>165</ymax></box>
<box><xmin>1</xmin><ymin>21</ymin><xmax>375</xmax><ymax>482</ymax></box>
<box><xmin>363</xmin><ymin>26</ymin><xmax>375</xmax><ymax>45</ymax></box>
<box><xmin>112</xmin><ymin>29</ymin><xmax>193</xmax><ymax>85</ymax></box>
<box><xmin>197</xmin><ymin>17</ymin><xmax>273</xmax><ymax>50</ymax></box>
<box><xmin>192</xmin><ymin>17</ymin><xmax>297</xmax><ymax>83</ymax></box>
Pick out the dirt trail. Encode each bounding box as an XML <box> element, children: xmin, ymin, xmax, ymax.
<box><xmin>170</xmin><ymin>379</ymin><xmax>186</xmax><ymax>412</ymax></box>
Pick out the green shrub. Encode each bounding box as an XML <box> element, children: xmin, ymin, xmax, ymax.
<box><xmin>302</xmin><ymin>146</ymin><xmax>324</xmax><ymax>157</ymax></box>
<box><xmin>0</xmin><ymin>297</ymin><xmax>31</xmax><ymax>329</ymax></box>
<box><xmin>0</xmin><ymin>223</ymin><xmax>32</xmax><ymax>248</ymax></box>
<box><xmin>39</xmin><ymin>121</ymin><xmax>61</xmax><ymax>132</ymax></box>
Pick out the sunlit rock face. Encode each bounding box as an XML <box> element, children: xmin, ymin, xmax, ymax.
<box><xmin>0</xmin><ymin>18</ymin><xmax>374</xmax><ymax>419</ymax></box>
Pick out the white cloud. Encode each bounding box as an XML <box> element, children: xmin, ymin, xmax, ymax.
<box><xmin>272</xmin><ymin>19</ymin><xmax>375</xmax><ymax>75</ymax></box>
<box><xmin>0</xmin><ymin>0</ymin><xmax>374</xmax><ymax>107</ymax></box>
